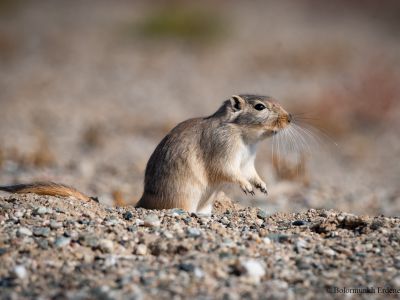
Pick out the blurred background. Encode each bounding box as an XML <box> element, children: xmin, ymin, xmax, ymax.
<box><xmin>0</xmin><ymin>0</ymin><xmax>399</xmax><ymax>215</ymax></box>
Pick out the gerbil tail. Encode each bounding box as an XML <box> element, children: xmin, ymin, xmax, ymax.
<box><xmin>0</xmin><ymin>182</ymin><xmax>98</xmax><ymax>202</ymax></box>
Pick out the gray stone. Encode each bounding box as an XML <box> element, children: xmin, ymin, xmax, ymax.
<box><xmin>104</xmin><ymin>216</ymin><xmax>119</xmax><ymax>226</ymax></box>
<box><xmin>99</xmin><ymin>239</ymin><xmax>114</xmax><ymax>253</ymax></box>
<box><xmin>187</xmin><ymin>227</ymin><xmax>201</xmax><ymax>237</ymax></box>
<box><xmin>34</xmin><ymin>206</ymin><xmax>48</xmax><ymax>215</ymax></box>
<box><xmin>136</xmin><ymin>244</ymin><xmax>147</xmax><ymax>255</ymax></box>
<box><xmin>143</xmin><ymin>214</ymin><xmax>161</xmax><ymax>227</ymax></box>
<box><xmin>17</xmin><ymin>227</ymin><xmax>32</xmax><ymax>237</ymax></box>
<box><xmin>123</xmin><ymin>211</ymin><xmax>133</xmax><ymax>220</ymax></box>
<box><xmin>13</xmin><ymin>265</ymin><xmax>27</xmax><ymax>279</ymax></box>
<box><xmin>50</xmin><ymin>220</ymin><xmax>63</xmax><ymax>229</ymax></box>
<box><xmin>238</xmin><ymin>259</ymin><xmax>266</xmax><ymax>283</ymax></box>
<box><xmin>14</xmin><ymin>210</ymin><xmax>24</xmax><ymax>218</ymax></box>
<box><xmin>267</xmin><ymin>233</ymin><xmax>290</xmax><ymax>243</ymax></box>
<box><xmin>33</xmin><ymin>227</ymin><xmax>51</xmax><ymax>237</ymax></box>
<box><xmin>64</xmin><ymin>230</ymin><xmax>79</xmax><ymax>241</ymax></box>
<box><xmin>169</xmin><ymin>208</ymin><xmax>187</xmax><ymax>216</ymax></box>
<box><xmin>79</xmin><ymin>234</ymin><xmax>99</xmax><ymax>248</ymax></box>
<box><xmin>257</xmin><ymin>209</ymin><xmax>267</xmax><ymax>219</ymax></box>
<box><xmin>55</xmin><ymin>237</ymin><xmax>71</xmax><ymax>248</ymax></box>
<box><xmin>292</xmin><ymin>220</ymin><xmax>309</xmax><ymax>226</ymax></box>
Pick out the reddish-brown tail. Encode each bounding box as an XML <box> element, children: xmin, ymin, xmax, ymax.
<box><xmin>0</xmin><ymin>182</ymin><xmax>98</xmax><ymax>202</ymax></box>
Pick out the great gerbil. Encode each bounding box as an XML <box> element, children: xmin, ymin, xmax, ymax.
<box><xmin>0</xmin><ymin>94</ymin><xmax>292</xmax><ymax>214</ymax></box>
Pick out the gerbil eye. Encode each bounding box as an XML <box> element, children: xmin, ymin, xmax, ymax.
<box><xmin>254</xmin><ymin>104</ymin><xmax>266</xmax><ymax>111</ymax></box>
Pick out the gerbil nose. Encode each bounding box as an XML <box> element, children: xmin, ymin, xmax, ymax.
<box><xmin>288</xmin><ymin>113</ymin><xmax>293</xmax><ymax>123</ymax></box>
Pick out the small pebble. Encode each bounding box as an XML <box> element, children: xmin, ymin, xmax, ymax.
<box><xmin>257</xmin><ymin>209</ymin><xmax>267</xmax><ymax>219</ymax></box>
<box><xmin>50</xmin><ymin>220</ymin><xmax>63</xmax><ymax>230</ymax></box>
<box><xmin>296</xmin><ymin>258</ymin><xmax>311</xmax><ymax>270</ymax></box>
<box><xmin>36</xmin><ymin>239</ymin><xmax>49</xmax><ymax>250</ymax></box>
<box><xmin>99</xmin><ymin>239</ymin><xmax>114</xmax><ymax>253</ymax></box>
<box><xmin>169</xmin><ymin>208</ymin><xmax>187</xmax><ymax>216</ymax></box>
<box><xmin>163</xmin><ymin>231</ymin><xmax>174</xmax><ymax>239</ymax></box>
<box><xmin>255</xmin><ymin>219</ymin><xmax>263</xmax><ymax>226</ymax></box>
<box><xmin>194</xmin><ymin>267</ymin><xmax>205</xmax><ymax>278</ymax></box>
<box><xmin>187</xmin><ymin>227</ymin><xmax>201</xmax><ymax>237</ymax></box>
<box><xmin>323</xmin><ymin>248</ymin><xmax>336</xmax><ymax>257</ymax></box>
<box><xmin>178</xmin><ymin>263</ymin><xmax>195</xmax><ymax>272</ymax></box>
<box><xmin>267</xmin><ymin>233</ymin><xmax>289</xmax><ymax>243</ymax></box>
<box><xmin>64</xmin><ymin>231</ymin><xmax>79</xmax><ymax>241</ymax></box>
<box><xmin>295</xmin><ymin>238</ymin><xmax>308</xmax><ymax>250</ymax></box>
<box><xmin>123</xmin><ymin>211</ymin><xmax>133</xmax><ymax>220</ymax></box>
<box><xmin>220</xmin><ymin>217</ymin><xmax>230</xmax><ymax>225</ymax></box>
<box><xmin>79</xmin><ymin>234</ymin><xmax>99</xmax><ymax>248</ymax></box>
<box><xmin>34</xmin><ymin>207</ymin><xmax>48</xmax><ymax>215</ymax></box>
<box><xmin>13</xmin><ymin>265</ymin><xmax>27</xmax><ymax>279</ymax></box>
<box><xmin>391</xmin><ymin>276</ymin><xmax>400</xmax><ymax>288</ymax></box>
<box><xmin>127</xmin><ymin>225</ymin><xmax>137</xmax><ymax>232</ymax></box>
<box><xmin>263</xmin><ymin>237</ymin><xmax>272</xmax><ymax>245</ymax></box>
<box><xmin>104</xmin><ymin>216</ymin><xmax>119</xmax><ymax>226</ymax></box>
<box><xmin>33</xmin><ymin>227</ymin><xmax>50</xmax><ymax>237</ymax></box>
<box><xmin>136</xmin><ymin>244</ymin><xmax>147</xmax><ymax>255</ymax></box>
<box><xmin>55</xmin><ymin>237</ymin><xmax>71</xmax><ymax>248</ymax></box>
<box><xmin>292</xmin><ymin>220</ymin><xmax>308</xmax><ymax>226</ymax></box>
<box><xmin>17</xmin><ymin>227</ymin><xmax>32</xmax><ymax>237</ymax></box>
<box><xmin>55</xmin><ymin>207</ymin><xmax>66</xmax><ymax>214</ymax></box>
<box><xmin>143</xmin><ymin>214</ymin><xmax>161</xmax><ymax>227</ymax></box>
<box><xmin>14</xmin><ymin>210</ymin><xmax>24</xmax><ymax>218</ymax></box>
<box><xmin>241</xmin><ymin>259</ymin><xmax>266</xmax><ymax>283</ymax></box>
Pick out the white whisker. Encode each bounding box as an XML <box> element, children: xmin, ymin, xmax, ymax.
<box><xmin>292</xmin><ymin>123</ymin><xmax>321</xmax><ymax>152</ymax></box>
<box><xmin>291</xmin><ymin>125</ymin><xmax>312</xmax><ymax>154</ymax></box>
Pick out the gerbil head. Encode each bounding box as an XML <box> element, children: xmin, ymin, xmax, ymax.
<box><xmin>223</xmin><ymin>94</ymin><xmax>292</xmax><ymax>141</ymax></box>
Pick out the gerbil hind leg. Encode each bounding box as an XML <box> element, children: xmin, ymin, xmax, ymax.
<box><xmin>196</xmin><ymin>191</ymin><xmax>219</xmax><ymax>216</ymax></box>
<box><xmin>196</xmin><ymin>204</ymin><xmax>213</xmax><ymax>216</ymax></box>
<box><xmin>179</xmin><ymin>185</ymin><xmax>204</xmax><ymax>213</ymax></box>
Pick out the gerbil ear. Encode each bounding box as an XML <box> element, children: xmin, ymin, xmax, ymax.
<box><xmin>229</xmin><ymin>95</ymin><xmax>245</xmax><ymax>112</ymax></box>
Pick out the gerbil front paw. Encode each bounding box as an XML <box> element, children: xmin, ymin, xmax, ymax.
<box><xmin>253</xmin><ymin>180</ymin><xmax>268</xmax><ymax>195</ymax></box>
<box><xmin>240</xmin><ymin>181</ymin><xmax>255</xmax><ymax>196</ymax></box>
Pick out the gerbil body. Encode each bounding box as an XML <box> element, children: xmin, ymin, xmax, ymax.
<box><xmin>0</xmin><ymin>94</ymin><xmax>291</xmax><ymax>214</ymax></box>
<box><xmin>136</xmin><ymin>94</ymin><xmax>292</xmax><ymax>214</ymax></box>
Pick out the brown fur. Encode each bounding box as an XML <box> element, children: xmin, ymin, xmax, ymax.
<box><xmin>136</xmin><ymin>94</ymin><xmax>291</xmax><ymax>213</ymax></box>
<box><xmin>0</xmin><ymin>182</ymin><xmax>94</xmax><ymax>202</ymax></box>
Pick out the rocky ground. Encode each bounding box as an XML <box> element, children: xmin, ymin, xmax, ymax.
<box><xmin>1</xmin><ymin>194</ymin><xmax>400</xmax><ymax>300</ymax></box>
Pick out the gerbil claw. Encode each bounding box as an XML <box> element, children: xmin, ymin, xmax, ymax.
<box><xmin>241</xmin><ymin>187</ymin><xmax>255</xmax><ymax>196</ymax></box>
<box><xmin>254</xmin><ymin>182</ymin><xmax>268</xmax><ymax>195</ymax></box>
<box><xmin>240</xmin><ymin>182</ymin><xmax>254</xmax><ymax>195</ymax></box>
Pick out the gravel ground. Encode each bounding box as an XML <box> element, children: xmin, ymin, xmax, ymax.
<box><xmin>1</xmin><ymin>194</ymin><xmax>400</xmax><ymax>299</ymax></box>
